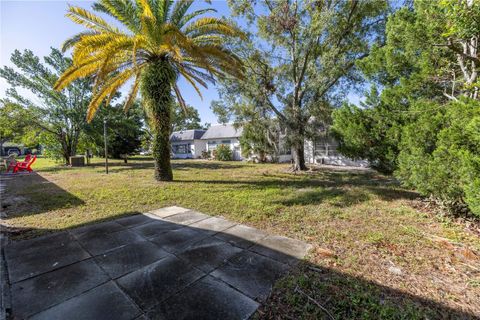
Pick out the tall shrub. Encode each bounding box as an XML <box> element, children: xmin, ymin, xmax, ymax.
<box><xmin>397</xmin><ymin>99</ymin><xmax>480</xmax><ymax>216</ymax></box>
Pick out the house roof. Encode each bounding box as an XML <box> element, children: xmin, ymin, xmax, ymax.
<box><xmin>170</xmin><ymin>129</ymin><xmax>206</xmax><ymax>142</ymax></box>
<box><xmin>201</xmin><ymin>124</ymin><xmax>243</xmax><ymax>140</ymax></box>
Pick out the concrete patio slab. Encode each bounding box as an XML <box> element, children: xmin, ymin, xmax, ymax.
<box><xmin>150</xmin><ymin>275</ymin><xmax>259</xmax><ymax>320</ymax></box>
<box><xmin>250</xmin><ymin>235</ymin><xmax>314</xmax><ymax>265</ymax></box>
<box><xmin>4</xmin><ymin>206</ymin><xmax>312</xmax><ymax>319</ymax></box>
<box><xmin>149</xmin><ymin>227</ymin><xmax>210</xmax><ymax>253</ymax></box>
<box><xmin>75</xmin><ymin>229</ymin><xmax>145</xmax><ymax>256</ymax></box>
<box><xmin>129</xmin><ymin>219</ymin><xmax>185</xmax><ymax>239</ymax></box>
<box><xmin>116</xmin><ymin>255</ymin><xmax>204</xmax><ymax>310</ymax></box>
<box><xmin>11</xmin><ymin>259</ymin><xmax>109</xmax><ymax>318</ymax></box>
<box><xmin>215</xmin><ymin>224</ymin><xmax>268</xmax><ymax>249</ymax></box>
<box><xmin>115</xmin><ymin>214</ymin><xmax>153</xmax><ymax>228</ymax></box>
<box><xmin>147</xmin><ymin>206</ymin><xmax>190</xmax><ymax>218</ymax></box>
<box><xmin>7</xmin><ymin>239</ymin><xmax>90</xmax><ymax>283</ymax></box>
<box><xmin>211</xmin><ymin>250</ymin><xmax>289</xmax><ymax>301</ymax></box>
<box><xmin>176</xmin><ymin>237</ymin><xmax>243</xmax><ymax>273</ymax></box>
<box><xmin>30</xmin><ymin>282</ymin><xmax>141</xmax><ymax>320</ymax></box>
<box><xmin>162</xmin><ymin>210</ymin><xmax>210</xmax><ymax>225</ymax></box>
<box><xmin>189</xmin><ymin>216</ymin><xmax>237</xmax><ymax>234</ymax></box>
<box><xmin>4</xmin><ymin>231</ymin><xmax>74</xmax><ymax>260</ymax></box>
<box><xmin>70</xmin><ymin>221</ymin><xmax>125</xmax><ymax>238</ymax></box>
<box><xmin>94</xmin><ymin>241</ymin><xmax>169</xmax><ymax>279</ymax></box>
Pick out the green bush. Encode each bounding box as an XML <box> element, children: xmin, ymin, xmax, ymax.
<box><xmin>331</xmin><ymin>102</ymin><xmax>403</xmax><ymax>174</ymax></box>
<box><xmin>215</xmin><ymin>144</ymin><xmax>233</xmax><ymax>161</ymax></box>
<box><xmin>396</xmin><ymin>98</ymin><xmax>480</xmax><ymax>217</ymax></box>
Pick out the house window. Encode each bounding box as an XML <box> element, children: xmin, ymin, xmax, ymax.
<box><xmin>221</xmin><ymin>140</ymin><xmax>231</xmax><ymax>144</ymax></box>
<box><xmin>314</xmin><ymin>138</ymin><xmax>339</xmax><ymax>157</ymax></box>
<box><xmin>172</xmin><ymin>144</ymin><xmax>190</xmax><ymax>154</ymax></box>
<box><xmin>207</xmin><ymin>141</ymin><xmax>217</xmax><ymax>150</ymax></box>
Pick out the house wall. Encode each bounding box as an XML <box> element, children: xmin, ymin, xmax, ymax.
<box><xmin>192</xmin><ymin>140</ymin><xmax>207</xmax><ymax>158</ymax></box>
<box><xmin>304</xmin><ymin>137</ymin><xmax>368</xmax><ymax>167</ymax></box>
<box><xmin>277</xmin><ymin>154</ymin><xmax>293</xmax><ymax>163</ymax></box>
<box><xmin>204</xmin><ymin>138</ymin><xmax>243</xmax><ymax>160</ymax></box>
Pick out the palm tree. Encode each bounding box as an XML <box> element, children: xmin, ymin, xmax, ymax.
<box><xmin>55</xmin><ymin>0</ymin><xmax>244</xmax><ymax>181</ymax></box>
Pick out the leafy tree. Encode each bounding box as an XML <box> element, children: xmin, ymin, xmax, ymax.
<box><xmin>213</xmin><ymin>99</ymin><xmax>281</xmax><ymax>162</ymax></box>
<box><xmin>55</xmin><ymin>0</ymin><xmax>244</xmax><ymax>181</ymax></box>
<box><xmin>0</xmin><ymin>48</ymin><xmax>94</xmax><ymax>164</ymax></box>
<box><xmin>0</xmin><ymin>101</ymin><xmax>34</xmax><ymax>156</ymax></box>
<box><xmin>213</xmin><ymin>0</ymin><xmax>388</xmax><ymax>170</ymax></box>
<box><xmin>171</xmin><ymin>102</ymin><xmax>202</xmax><ymax>132</ymax></box>
<box><xmin>82</xmin><ymin>101</ymin><xmax>144</xmax><ymax>163</ymax></box>
<box><xmin>239</xmin><ymin>117</ymin><xmax>280</xmax><ymax>163</ymax></box>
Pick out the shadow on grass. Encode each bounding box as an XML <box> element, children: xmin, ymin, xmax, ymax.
<box><xmin>2</xmin><ymin>212</ymin><xmax>477</xmax><ymax>319</ymax></box>
<box><xmin>37</xmin><ymin>159</ymin><xmax>247</xmax><ymax>174</ymax></box>
<box><xmin>0</xmin><ymin>173</ymin><xmax>84</xmax><ymax>219</ymax></box>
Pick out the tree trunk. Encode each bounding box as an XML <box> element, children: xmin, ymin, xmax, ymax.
<box><xmin>63</xmin><ymin>150</ymin><xmax>71</xmax><ymax>165</ymax></box>
<box><xmin>291</xmin><ymin>141</ymin><xmax>307</xmax><ymax>171</ymax></box>
<box><xmin>141</xmin><ymin>59</ymin><xmax>175</xmax><ymax>181</ymax></box>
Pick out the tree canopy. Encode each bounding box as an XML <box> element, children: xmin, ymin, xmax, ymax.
<box><xmin>0</xmin><ymin>48</ymin><xmax>94</xmax><ymax>164</ymax></box>
<box><xmin>212</xmin><ymin>0</ymin><xmax>388</xmax><ymax>170</ymax></box>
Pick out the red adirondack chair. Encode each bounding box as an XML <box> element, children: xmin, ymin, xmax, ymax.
<box><xmin>5</xmin><ymin>154</ymin><xmax>31</xmax><ymax>173</ymax></box>
<box><xmin>13</xmin><ymin>155</ymin><xmax>37</xmax><ymax>173</ymax></box>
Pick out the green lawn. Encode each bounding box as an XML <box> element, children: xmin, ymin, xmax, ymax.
<box><xmin>2</xmin><ymin>157</ymin><xmax>479</xmax><ymax>319</ymax></box>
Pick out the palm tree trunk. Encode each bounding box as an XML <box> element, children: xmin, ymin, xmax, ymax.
<box><xmin>141</xmin><ymin>59</ymin><xmax>175</xmax><ymax>181</ymax></box>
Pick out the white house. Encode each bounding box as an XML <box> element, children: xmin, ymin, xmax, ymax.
<box><xmin>256</xmin><ymin>130</ymin><xmax>367</xmax><ymax>167</ymax></box>
<box><xmin>304</xmin><ymin>131</ymin><xmax>368</xmax><ymax>167</ymax></box>
<box><xmin>201</xmin><ymin>124</ymin><xmax>243</xmax><ymax>160</ymax></box>
<box><xmin>170</xmin><ymin>129</ymin><xmax>207</xmax><ymax>159</ymax></box>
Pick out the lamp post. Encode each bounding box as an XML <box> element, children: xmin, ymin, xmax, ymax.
<box><xmin>104</xmin><ymin>118</ymin><xmax>108</xmax><ymax>174</ymax></box>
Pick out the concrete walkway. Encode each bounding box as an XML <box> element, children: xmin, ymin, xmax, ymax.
<box><xmin>3</xmin><ymin>207</ymin><xmax>312</xmax><ymax>319</ymax></box>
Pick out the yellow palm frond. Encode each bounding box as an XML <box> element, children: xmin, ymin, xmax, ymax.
<box><xmin>124</xmin><ymin>71</ymin><xmax>142</xmax><ymax>112</ymax></box>
<box><xmin>185</xmin><ymin>17</ymin><xmax>245</xmax><ymax>38</ymax></box>
<box><xmin>55</xmin><ymin>59</ymin><xmax>105</xmax><ymax>91</ymax></box>
<box><xmin>87</xmin><ymin>68</ymin><xmax>135</xmax><ymax>121</ymax></box>
<box><xmin>58</xmin><ymin>0</ymin><xmax>244</xmax><ymax>124</ymax></box>
<box><xmin>66</xmin><ymin>6</ymin><xmax>117</xmax><ymax>32</ymax></box>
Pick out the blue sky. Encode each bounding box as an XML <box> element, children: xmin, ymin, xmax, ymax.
<box><xmin>1</xmin><ymin>1</ymin><xmax>361</xmax><ymax>124</ymax></box>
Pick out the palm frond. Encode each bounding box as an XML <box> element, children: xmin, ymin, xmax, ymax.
<box><xmin>87</xmin><ymin>68</ymin><xmax>135</xmax><ymax>121</ymax></box>
<box><xmin>58</xmin><ymin>0</ymin><xmax>244</xmax><ymax>123</ymax></box>
<box><xmin>61</xmin><ymin>31</ymin><xmax>98</xmax><ymax>52</ymax></box>
<box><xmin>124</xmin><ymin>71</ymin><xmax>141</xmax><ymax>112</ymax></box>
<box><xmin>170</xmin><ymin>0</ymin><xmax>193</xmax><ymax>26</ymax></box>
<box><xmin>178</xmin><ymin>67</ymin><xmax>205</xmax><ymax>99</ymax></box>
<box><xmin>66</xmin><ymin>5</ymin><xmax>117</xmax><ymax>32</ymax></box>
<box><xmin>185</xmin><ymin>18</ymin><xmax>244</xmax><ymax>38</ymax></box>
<box><xmin>93</xmin><ymin>0</ymin><xmax>141</xmax><ymax>33</ymax></box>
<box><xmin>178</xmin><ymin>8</ymin><xmax>216</xmax><ymax>28</ymax></box>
